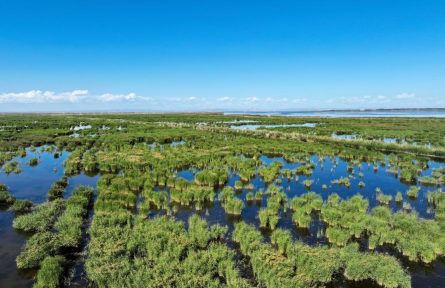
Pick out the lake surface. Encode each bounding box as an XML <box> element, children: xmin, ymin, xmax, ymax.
<box><xmin>225</xmin><ymin>111</ymin><xmax>445</xmax><ymax>118</ymax></box>
<box><xmin>230</xmin><ymin>123</ymin><xmax>316</xmax><ymax>130</ymax></box>
<box><xmin>2</xmin><ymin>147</ymin><xmax>445</xmax><ymax>287</ymax></box>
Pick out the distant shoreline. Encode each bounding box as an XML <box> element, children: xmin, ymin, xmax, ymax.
<box><xmin>1</xmin><ymin>108</ymin><xmax>445</xmax><ymax>115</ymax></box>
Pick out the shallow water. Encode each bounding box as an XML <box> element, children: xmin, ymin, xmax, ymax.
<box><xmin>331</xmin><ymin>133</ymin><xmax>432</xmax><ymax>147</ymax></box>
<box><xmin>225</xmin><ymin>111</ymin><xmax>445</xmax><ymax>118</ymax></box>
<box><xmin>2</xmin><ymin>147</ymin><xmax>445</xmax><ymax>287</ymax></box>
<box><xmin>0</xmin><ymin>147</ymin><xmax>99</xmax><ymax>288</ymax></box>
<box><xmin>153</xmin><ymin>154</ymin><xmax>445</xmax><ymax>287</ymax></box>
<box><xmin>230</xmin><ymin>123</ymin><xmax>316</xmax><ymax>130</ymax></box>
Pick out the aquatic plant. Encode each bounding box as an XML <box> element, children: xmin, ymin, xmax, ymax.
<box><xmin>255</xmin><ymin>189</ymin><xmax>263</xmax><ymax>200</ymax></box>
<box><xmin>232</xmin><ymin>221</ymin><xmax>411</xmax><ymax>288</ymax></box>
<box><xmin>403</xmin><ymin>202</ymin><xmax>411</xmax><ymax>211</ymax></box>
<box><xmin>0</xmin><ymin>185</ymin><xmax>16</xmax><ymax>205</ymax></box>
<box><xmin>406</xmin><ymin>186</ymin><xmax>420</xmax><ymax>199</ymax></box>
<box><xmin>266</xmin><ymin>184</ymin><xmax>282</xmax><ymax>195</ymax></box>
<box><xmin>258</xmin><ymin>161</ymin><xmax>282</xmax><ymax>182</ymax></box>
<box><xmin>29</xmin><ymin>157</ymin><xmax>39</xmax><ymax>166</ymax></box>
<box><xmin>13</xmin><ymin>199</ymin><xmax>65</xmax><ymax>232</ymax></box>
<box><xmin>246</xmin><ymin>192</ymin><xmax>254</xmax><ymax>201</ymax></box>
<box><xmin>34</xmin><ymin>256</ymin><xmax>66</xmax><ymax>288</ymax></box>
<box><xmin>86</xmin><ymin>215</ymin><xmax>245</xmax><ymax>287</ymax></box>
<box><xmin>223</xmin><ymin>197</ymin><xmax>244</xmax><ymax>215</ymax></box>
<box><xmin>218</xmin><ymin>186</ymin><xmax>234</xmax><ymax>202</ymax></box>
<box><xmin>11</xmin><ymin>199</ymin><xmax>33</xmax><ymax>213</ymax></box>
<box><xmin>396</xmin><ymin>192</ymin><xmax>403</xmax><ymax>202</ymax></box>
<box><xmin>48</xmin><ymin>177</ymin><xmax>70</xmax><ymax>199</ymax></box>
<box><xmin>293</xmin><ymin>209</ymin><xmax>312</xmax><ymax>227</ymax></box>
<box><xmin>56</xmin><ymin>186</ymin><xmax>94</xmax><ymax>247</ymax></box>
<box><xmin>400</xmin><ymin>168</ymin><xmax>417</xmax><ymax>181</ymax></box>
<box><xmin>234</xmin><ymin>181</ymin><xmax>243</xmax><ymax>190</ymax></box>
<box><xmin>332</xmin><ymin>177</ymin><xmax>350</xmax><ymax>187</ymax></box>
<box><xmin>302</xmin><ymin>179</ymin><xmax>314</xmax><ymax>187</ymax></box>
<box><xmin>377</xmin><ymin>193</ymin><xmax>392</xmax><ymax>205</ymax></box>
<box><xmin>16</xmin><ymin>231</ymin><xmax>63</xmax><ymax>269</ymax></box>
<box><xmin>195</xmin><ymin>169</ymin><xmax>228</xmax><ymax>186</ymax></box>
<box><xmin>210</xmin><ymin>224</ymin><xmax>228</xmax><ymax>240</ymax></box>
<box><xmin>3</xmin><ymin>161</ymin><xmax>19</xmax><ymax>174</ymax></box>
<box><xmin>419</xmin><ymin>176</ymin><xmax>438</xmax><ymax>185</ymax></box>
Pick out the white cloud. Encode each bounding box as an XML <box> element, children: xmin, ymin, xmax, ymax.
<box><xmin>292</xmin><ymin>98</ymin><xmax>307</xmax><ymax>103</ymax></box>
<box><xmin>187</xmin><ymin>97</ymin><xmax>197</xmax><ymax>101</ymax></box>
<box><xmin>246</xmin><ymin>97</ymin><xmax>259</xmax><ymax>102</ymax></box>
<box><xmin>98</xmin><ymin>93</ymin><xmax>137</xmax><ymax>102</ymax></box>
<box><xmin>0</xmin><ymin>90</ymin><xmax>89</xmax><ymax>103</ymax></box>
<box><xmin>396</xmin><ymin>93</ymin><xmax>415</xmax><ymax>99</ymax></box>
<box><xmin>217</xmin><ymin>97</ymin><xmax>230</xmax><ymax>102</ymax></box>
<box><xmin>0</xmin><ymin>90</ymin><xmax>153</xmax><ymax>103</ymax></box>
<box><xmin>341</xmin><ymin>96</ymin><xmax>366</xmax><ymax>103</ymax></box>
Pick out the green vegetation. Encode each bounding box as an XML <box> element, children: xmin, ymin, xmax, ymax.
<box><xmin>3</xmin><ymin>161</ymin><xmax>19</xmax><ymax>174</ymax></box>
<box><xmin>233</xmin><ymin>222</ymin><xmax>411</xmax><ymax>288</ymax></box>
<box><xmin>48</xmin><ymin>177</ymin><xmax>69</xmax><ymax>199</ymax></box>
<box><xmin>406</xmin><ymin>186</ymin><xmax>420</xmax><ymax>199</ymax></box>
<box><xmin>16</xmin><ymin>186</ymin><xmax>93</xmax><ymax>269</ymax></box>
<box><xmin>13</xmin><ymin>199</ymin><xmax>65</xmax><ymax>232</ymax></box>
<box><xmin>377</xmin><ymin>193</ymin><xmax>393</xmax><ymax>205</ymax></box>
<box><xmin>0</xmin><ymin>184</ymin><xmax>16</xmax><ymax>205</ymax></box>
<box><xmin>34</xmin><ymin>256</ymin><xmax>66</xmax><ymax>288</ymax></box>
<box><xmin>4</xmin><ymin>113</ymin><xmax>445</xmax><ymax>287</ymax></box>
<box><xmin>11</xmin><ymin>199</ymin><xmax>33</xmax><ymax>213</ymax></box>
<box><xmin>29</xmin><ymin>157</ymin><xmax>39</xmax><ymax>166</ymax></box>
<box><xmin>86</xmin><ymin>214</ymin><xmax>246</xmax><ymax>287</ymax></box>
<box><xmin>332</xmin><ymin>177</ymin><xmax>350</xmax><ymax>187</ymax></box>
<box><xmin>396</xmin><ymin>192</ymin><xmax>403</xmax><ymax>202</ymax></box>
<box><xmin>223</xmin><ymin>197</ymin><xmax>244</xmax><ymax>215</ymax></box>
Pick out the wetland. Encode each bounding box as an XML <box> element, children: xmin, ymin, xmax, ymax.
<box><xmin>1</xmin><ymin>113</ymin><xmax>445</xmax><ymax>287</ymax></box>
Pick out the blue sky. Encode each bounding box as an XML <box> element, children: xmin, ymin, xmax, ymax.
<box><xmin>0</xmin><ymin>1</ymin><xmax>444</xmax><ymax>112</ymax></box>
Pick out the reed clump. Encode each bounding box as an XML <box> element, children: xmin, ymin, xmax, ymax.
<box><xmin>33</xmin><ymin>256</ymin><xmax>66</xmax><ymax>288</ymax></box>
<box><xmin>13</xmin><ymin>199</ymin><xmax>65</xmax><ymax>233</ymax></box>
<box><xmin>11</xmin><ymin>199</ymin><xmax>33</xmax><ymax>213</ymax></box>
<box><xmin>0</xmin><ymin>184</ymin><xmax>16</xmax><ymax>205</ymax></box>
<box><xmin>406</xmin><ymin>186</ymin><xmax>420</xmax><ymax>199</ymax></box>
<box><xmin>233</xmin><ymin>221</ymin><xmax>411</xmax><ymax>288</ymax></box>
